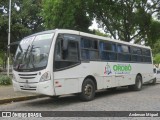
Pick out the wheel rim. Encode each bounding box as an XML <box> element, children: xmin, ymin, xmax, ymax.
<box><xmin>84</xmin><ymin>84</ymin><xmax>93</xmax><ymax>96</ymax></box>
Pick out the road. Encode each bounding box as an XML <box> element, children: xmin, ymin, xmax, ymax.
<box><xmin>0</xmin><ymin>83</ymin><xmax>160</xmax><ymax>119</ymax></box>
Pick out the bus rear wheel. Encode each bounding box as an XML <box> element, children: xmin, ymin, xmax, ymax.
<box><xmin>80</xmin><ymin>78</ymin><xmax>95</xmax><ymax>101</ymax></box>
<box><xmin>128</xmin><ymin>75</ymin><xmax>142</xmax><ymax>91</ymax></box>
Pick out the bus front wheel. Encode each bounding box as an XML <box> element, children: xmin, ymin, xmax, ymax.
<box><xmin>128</xmin><ymin>75</ymin><xmax>142</xmax><ymax>91</ymax></box>
<box><xmin>79</xmin><ymin>79</ymin><xmax>95</xmax><ymax>101</ymax></box>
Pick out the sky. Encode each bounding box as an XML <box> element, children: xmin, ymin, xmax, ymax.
<box><xmin>89</xmin><ymin>18</ymin><xmax>105</xmax><ymax>33</ymax></box>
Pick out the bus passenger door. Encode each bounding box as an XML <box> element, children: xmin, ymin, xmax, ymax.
<box><xmin>53</xmin><ymin>34</ymin><xmax>81</xmax><ymax>95</ymax></box>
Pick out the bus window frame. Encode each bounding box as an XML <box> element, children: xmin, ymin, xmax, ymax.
<box><xmin>53</xmin><ymin>34</ymin><xmax>81</xmax><ymax>72</ymax></box>
<box><xmin>80</xmin><ymin>36</ymin><xmax>100</xmax><ymax>61</ymax></box>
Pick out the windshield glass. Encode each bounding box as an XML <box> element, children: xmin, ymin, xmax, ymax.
<box><xmin>13</xmin><ymin>33</ymin><xmax>54</xmax><ymax>72</ymax></box>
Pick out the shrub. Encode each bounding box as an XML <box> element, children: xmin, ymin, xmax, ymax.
<box><xmin>0</xmin><ymin>75</ymin><xmax>12</xmax><ymax>85</ymax></box>
<box><xmin>0</xmin><ymin>68</ymin><xmax>3</xmax><ymax>72</ymax></box>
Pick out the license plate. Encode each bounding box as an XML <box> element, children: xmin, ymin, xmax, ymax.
<box><xmin>24</xmin><ymin>84</ymin><xmax>30</xmax><ymax>88</ymax></box>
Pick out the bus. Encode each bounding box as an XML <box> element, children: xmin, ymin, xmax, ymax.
<box><xmin>12</xmin><ymin>29</ymin><xmax>154</xmax><ymax>101</ymax></box>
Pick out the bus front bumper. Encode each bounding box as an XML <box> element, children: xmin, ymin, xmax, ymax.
<box><xmin>12</xmin><ymin>80</ymin><xmax>55</xmax><ymax>96</ymax></box>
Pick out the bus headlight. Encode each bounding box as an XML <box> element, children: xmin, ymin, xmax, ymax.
<box><xmin>12</xmin><ymin>74</ymin><xmax>17</xmax><ymax>82</ymax></box>
<box><xmin>40</xmin><ymin>71</ymin><xmax>51</xmax><ymax>82</ymax></box>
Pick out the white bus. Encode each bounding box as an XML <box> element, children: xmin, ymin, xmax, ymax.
<box><xmin>12</xmin><ymin>29</ymin><xmax>154</xmax><ymax>101</ymax></box>
<box><xmin>153</xmin><ymin>68</ymin><xmax>160</xmax><ymax>83</ymax></box>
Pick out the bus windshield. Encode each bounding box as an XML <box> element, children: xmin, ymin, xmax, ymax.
<box><xmin>13</xmin><ymin>33</ymin><xmax>54</xmax><ymax>72</ymax></box>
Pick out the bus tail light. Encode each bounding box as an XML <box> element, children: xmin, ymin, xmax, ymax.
<box><xmin>39</xmin><ymin>72</ymin><xmax>51</xmax><ymax>82</ymax></box>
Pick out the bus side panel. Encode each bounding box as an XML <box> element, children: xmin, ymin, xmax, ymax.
<box><xmin>53</xmin><ymin>62</ymin><xmax>107</xmax><ymax>95</ymax></box>
<box><xmin>53</xmin><ymin>62</ymin><xmax>153</xmax><ymax>96</ymax></box>
<box><xmin>130</xmin><ymin>63</ymin><xmax>154</xmax><ymax>83</ymax></box>
<box><xmin>54</xmin><ymin>64</ymin><xmax>84</xmax><ymax>95</ymax></box>
<box><xmin>79</xmin><ymin>62</ymin><xmax>118</xmax><ymax>90</ymax></box>
<box><xmin>104</xmin><ymin>62</ymin><xmax>153</xmax><ymax>87</ymax></box>
<box><xmin>53</xmin><ymin>61</ymin><xmax>118</xmax><ymax>96</ymax></box>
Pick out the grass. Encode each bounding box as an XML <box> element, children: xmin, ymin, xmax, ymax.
<box><xmin>0</xmin><ymin>75</ymin><xmax>12</xmax><ymax>85</ymax></box>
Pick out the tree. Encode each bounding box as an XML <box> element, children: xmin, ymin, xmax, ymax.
<box><xmin>91</xmin><ymin>29</ymin><xmax>109</xmax><ymax>37</ymax></box>
<box><xmin>153</xmin><ymin>40</ymin><xmax>160</xmax><ymax>55</ymax></box>
<box><xmin>153</xmin><ymin>54</ymin><xmax>160</xmax><ymax>68</ymax></box>
<box><xmin>86</xmin><ymin>0</ymin><xmax>160</xmax><ymax>43</ymax></box>
<box><xmin>0</xmin><ymin>0</ymin><xmax>44</xmax><ymax>52</ymax></box>
<box><xmin>41</xmin><ymin>0</ymin><xmax>160</xmax><ymax>44</ymax></box>
<box><xmin>152</xmin><ymin>38</ymin><xmax>160</xmax><ymax>67</ymax></box>
<box><xmin>147</xmin><ymin>20</ymin><xmax>160</xmax><ymax>48</ymax></box>
<box><xmin>41</xmin><ymin>0</ymin><xmax>91</xmax><ymax>32</ymax></box>
<box><xmin>0</xmin><ymin>0</ymin><xmax>44</xmax><ymax>68</ymax></box>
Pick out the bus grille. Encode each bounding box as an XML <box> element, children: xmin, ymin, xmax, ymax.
<box><xmin>18</xmin><ymin>73</ymin><xmax>37</xmax><ymax>79</ymax></box>
<box><xmin>20</xmin><ymin>86</ymin><xmax>37</xmax><ymax>91</ymax></box>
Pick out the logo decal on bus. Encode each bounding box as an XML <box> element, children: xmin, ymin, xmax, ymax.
<box><xmin>104</xmin><ymin>63</ymin><xmax>112</xmax><ymax>75</ymax></box>
<box><xmin>104</xmin><ymin>63</ymin><xmax>132</xmax><ymax>75</ymax></box>
<box><xmin>113</xmin><ymin>64</ymin><xmax>132</xmax><ymax>74</ymax></box>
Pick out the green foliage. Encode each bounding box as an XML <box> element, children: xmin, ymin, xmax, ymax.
<box><xmin>91</xmin><ymin>29</ymin><xmax>109</xmax><ymax>37</ymax></box>
<box><xmin>86</xmin><ymin>0</ymin><xmax>160</xmax><ymax>42</ymax></box>
<box><xmin>154</xmin><ymin>54</ymin><xmax>160</xmax><ymax>63</ymax></box>
<box><xmin>0</xmin><ymin>50</ymin><xmax>4</xmax><ymax>66</ymax></box>
<box><xmin>0</xmin><ymin>58</ymin><xmax>2</xmax><ymax>66</ymax></box>
<box><xmin>0</xmin><ymin>68</ymin><xmax>2</xmax><ymax>72</ymax></box>
<box><xmin>0</xmin><ymin>0</ymin><xmax>159</xmax><ymax>57</ymax></box>
<box><xmin>41</xmin><ymin>0</ymin><xmax>91</xmax><ymax>32</ymax></box>
<box><xmin>152</xmin><ymin>39</ymin><xmax>160</xmax><ymax>55</ymax></box>
<box><xmin>153</xmin><ymin>54</ymin><xmax>160</xmax><ymax>68</ymax></box>
<box><xmin>153</xmin><ymin>39</ymin><xmax>160</xmax><ymax>67</ymax></box>
<box><xmin>147</xmin><ymin>20</ymin><xmax>160</xmax><ymax>47</ymax></box>
<box><xmin>0</xmin><ymin>0</ymin><xmax>44</xmax><ymax>53</ymax></box>
<box><xmin>0</xmin><ymin>75</ymin><xmax>12</xmax><ymax>85</ymax></box>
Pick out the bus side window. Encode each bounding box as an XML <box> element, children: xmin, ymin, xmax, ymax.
<box><xmin>117</xmin><ymin>45</ymin><xmax>122</xmax><ymax>53</ymax></box>
<box><xmin>81</xmin><ymin>37</ymin><xmax>99</xmax><ymax>60</ymax></box>
<box><xmin>141</xmin><ymin>49</ymin><xmax>151</xmax><ymax>63</ymax></box>
<box><xmin>117</xmin><ymin>44</ymin><xmax>131</xmax><ymax>61</ymax></box>
<box><xmin>54</xmin><ymin>34</ymin><xmax>80</xmax><ymax>70</ymax></box>
<box><xmin>131</xmin><ymin>47</ymin><xmax>142</xmax><ymax>62</ymax></box>
<box><xmin>99</xmin><ymin>41</ymin><xmax>117</xmax><ymax>61</ymax></box>
<box><xmin>66</xmin><ymin>41</ymin><xmax>79</xmax><ymax>61</ymax></box>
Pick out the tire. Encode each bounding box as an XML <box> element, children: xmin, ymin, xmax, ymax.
<box><xmin>79</xmin><ymin>78</ymin><xmax>96</xmax><ymax>101</ymax></box>
<box><xmin>151</xmin><ymin>78</ymin><xmax>156</xmax><ymax>85</ymax></box>
<box><xmin>128</xmin><ymin>75</ymin><xmax>142</xmax><ymax>91</ymax></box>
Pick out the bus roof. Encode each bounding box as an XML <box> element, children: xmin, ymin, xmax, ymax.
<box><xmin>25</xmin><ymin>29</ymin><xmax>151</xmax><ymax>49</ymax></box>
